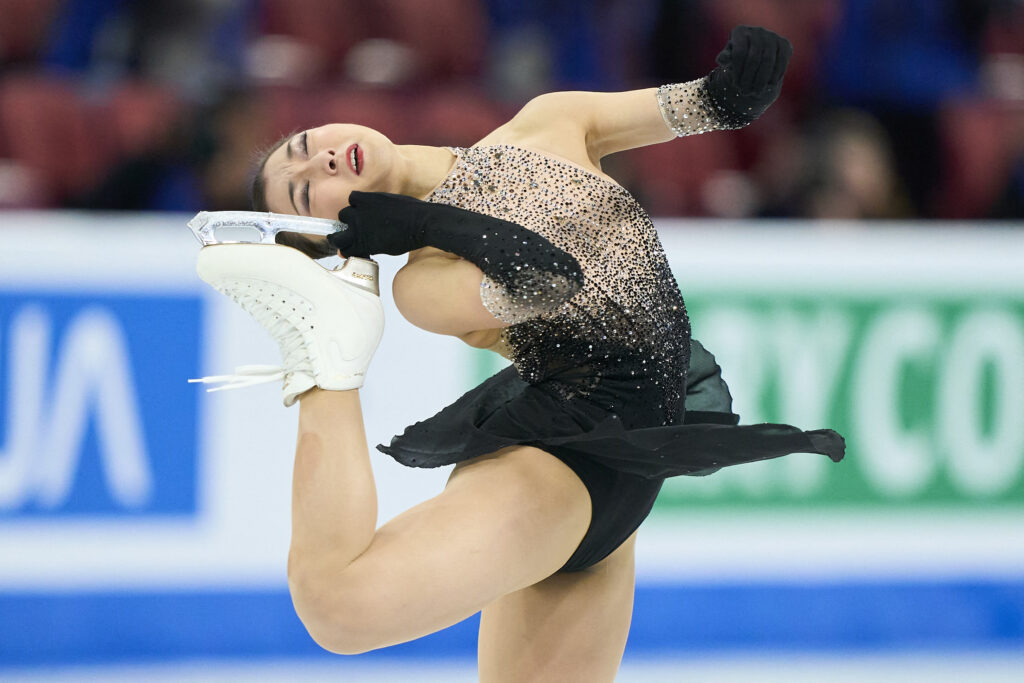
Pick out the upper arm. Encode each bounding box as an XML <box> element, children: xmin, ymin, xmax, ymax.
<box><xmin>513</xmin><ymin>89</ymin><xmax>675</xmax><ymax>160</ymax></box>
<box><xmin>393</xmin><ymin>256</ymin><xmax>508</xmax><ymax>337</ymax></box>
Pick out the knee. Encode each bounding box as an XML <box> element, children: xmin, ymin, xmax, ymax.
<box><xmin>287</xmin><ymin>552</ymin><xmax>381</xmax><ymax>655</ymax></box>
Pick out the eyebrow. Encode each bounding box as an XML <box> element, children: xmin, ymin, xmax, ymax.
<box><xmin>285</xmin><ymin>135</ymin><xmax>299</xmax><ymax>214</ymax></box>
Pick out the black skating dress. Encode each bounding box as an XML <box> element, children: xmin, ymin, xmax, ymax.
<box><xmin>378</xmin><ymin>145</ymin><xmax>844</xmax><ymax>571</ymax></box>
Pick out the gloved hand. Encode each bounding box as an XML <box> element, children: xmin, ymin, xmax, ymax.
<box><xmin>705</xmin><ymin>25</ymin><xmax>792</xmax><ymax>125</ymax></box>
<box><xmin>328</xmin><ymin>191</ymin><xmax>440</xmax><ymax>258</ymax></box>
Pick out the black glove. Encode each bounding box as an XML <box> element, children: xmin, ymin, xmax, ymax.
<box><xmin>329</xmin><ymin>191</ymin><xmax>583</xmax><ymax>297</ymax></box>
<box><xmin>705</xmin><ymin>25</ymin><xmax>792</xmax><ymax>126</ymax></box>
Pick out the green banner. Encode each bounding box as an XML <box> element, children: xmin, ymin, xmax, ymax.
<box><xmin>659</xmin><ymin>294</ymin><xmax>1024</xmax><ymax>508</ymax></box>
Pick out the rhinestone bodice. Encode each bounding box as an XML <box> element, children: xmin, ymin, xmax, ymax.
<box><xmin>426</xmin><ymin>145</ymin><xmax>691</xmax><ymax>426</ymax></box>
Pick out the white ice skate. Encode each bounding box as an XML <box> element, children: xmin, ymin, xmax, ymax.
<box><xmin>191</xmin><ymin>244</ymin><xmax>384</xmax><ymax>406</ymax></box>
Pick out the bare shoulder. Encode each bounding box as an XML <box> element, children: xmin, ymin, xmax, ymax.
<box><xmin>508</xmin><ymin>92</ymin><xmax>587</xmax><ymax>133</ymax></box>
<box><xmin>476</xmin><ymin>92</ymin><xmax>602</xmax><ymax>171</ymax></box>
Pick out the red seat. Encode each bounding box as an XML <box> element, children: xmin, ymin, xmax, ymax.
<box><xmin>376</xmin><ymin>0</ymin><xmax>487</xmax><ymax>80</ymax></box>
<box><xmin>107</xmin><ymin>81</ymin><xmax>183</xmax><ymax>156</ymax></box>
<box><xmin>937</xmin><ymin>99</ymin><xmax>1023</xmax><ymax>218</ymax></box>
<box><xmin>0</xmin><ymin>75</ymin><xmax>116</xmax><ymax>202</ymax></box>
<box><xmin>263</xmin><ymin>86</ymin><xmax>410</xmax><ymax>146</ymax></box>
<box><xmin>626</xmin><ymin>132</ymin><xmax>740</xmax><ymax>216</ymax></box>
<box><xmin>261</xmin><ymin>85</ymin><xmax>331</xmax><ymax>139</ymax></box>
<box><xmin>320</xmin><ymin>87</ymin><xmax>409</xmax><ymax>142</ymax></box>
<box><xmin>257</xmin><ymin>0</ymin><xmax>369</xmax><ymax>78</ymax></box>
<box><xmin>410</xmin><ymin>88</ymin><xmax>509</xmax><ymax>146</ymax></box>
<box><xmin>0</xmin><ymin>0</ymin><xmax>62</xmax><ymax>63</ymax></box>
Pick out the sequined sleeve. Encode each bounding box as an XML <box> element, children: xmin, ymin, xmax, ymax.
<box><xmin>480</xmin><ymin>269</ymin><xmax>581</xmax><ymax>324</ymax></box>
<box><xmin>656</xmin><ymin>77</ymin><xmax>751</xmax><ymax>137</ymax></box>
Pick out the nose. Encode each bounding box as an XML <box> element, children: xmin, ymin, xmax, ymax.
<box><xmin>313</xmin><ymin>149</ymin><xmax>337</xmax><ymax>176</ymax></box>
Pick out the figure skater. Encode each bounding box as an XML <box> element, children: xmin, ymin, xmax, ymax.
<box><xmin>195</xmin><ymin>26</ymin><xmax>843</xmax><ymax>681</ymax></box>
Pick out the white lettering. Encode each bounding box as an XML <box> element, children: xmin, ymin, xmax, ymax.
<box><xmin>36</xmin><ymin>308</ymin><xmax>152</xmax><ymax>508</ymax></box>
<box><xmin>939</xmin><ymin>309</ymin><xmax>1024</xmax><ymax>497</ymax></box>
<box><xmin>772</xmin><ymin>308</ymin><xmax>852</xmax><ymax>495</ymax></box>
<box><xmin>853</xmin><ymin>307</ymin><xmax>940</xmax><ymax>497</ymax></box>
<box><xmin>0</xmin><ymin>305</ymin><xmax>152</xmax><ymax>510</ymax></box>
<box><xmin>691</xmin><ymin>306</ymin><xmax>852</xmax><ymax>498</ymax></box>
<box><xmin>0</xmin><ymin>307</ymin><xmax>48</xmax><ymax>509</ymax></box>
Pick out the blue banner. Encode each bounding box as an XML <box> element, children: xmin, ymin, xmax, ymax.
<box><xmin>2</xmin><ymin>581</ymin><xmax>1022</xmax><ymax>666</ymax></box>
<box><xmin>0</xmin><ymin>291</ymin><xmax>201</xmax><ymax>518</ymax></box>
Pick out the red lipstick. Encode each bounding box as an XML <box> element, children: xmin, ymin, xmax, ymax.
<box><xmin>346</xmin><ymin>143</ymin><xmax>362</xmax><ymax>176</ymax></box>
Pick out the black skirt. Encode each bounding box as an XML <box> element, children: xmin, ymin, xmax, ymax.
<box><xmin>378</xmin><ymin>340</ymin><xmax>845</xmax><ymax>480</ymax></box>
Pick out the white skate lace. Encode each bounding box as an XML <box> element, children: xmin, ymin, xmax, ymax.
<box><xmin>189</xmin><ymin>281</ymin><xmax>316</xmax><ymax>392</ymax></box>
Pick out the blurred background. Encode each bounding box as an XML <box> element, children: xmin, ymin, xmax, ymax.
<box><xmin>1</xmin><ymin>0</ymin><xmax>1023</xmax><ymax>681</ymax></box>
<box><xmin>0</xmin><ymin>0</ymin><xmax>1021</xmax><ymax>218</ymax></box>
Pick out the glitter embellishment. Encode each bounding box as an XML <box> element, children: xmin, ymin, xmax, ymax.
<box><xmin>656</xmin><ymin>77</ymin><xmax>750</xmax><ymax>137</ymax></box>
<box><xmin>426</xmin><ymin>145</ymin><xmax>691</xmax><ymax>424</ymax></box>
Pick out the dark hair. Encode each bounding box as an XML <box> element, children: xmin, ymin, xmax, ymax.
<box><xmin>249</xmin><ymin>133</ymin><xmax>291</xmax><ymax>211</ymax></box>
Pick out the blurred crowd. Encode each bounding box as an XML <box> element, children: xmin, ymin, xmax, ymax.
<box><xmin>0</xmin><ymin>0</ymin><xmax>1021</xmax><ymax>219</ymax></box>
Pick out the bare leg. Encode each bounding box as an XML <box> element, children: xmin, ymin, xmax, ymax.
<box><xmin>289</xmin><ymin>388</ymin><xmax>377</xmax><ymax>577</ymax></box>
<box><xmin>478</xmin><ymin>533</ymin><xmax>638</xmax><ymax>683</ymax></box>
<box><xmin>286</xmin><ymin>388</ymin><xmax>594</xmax><ymax>655</ymax></box>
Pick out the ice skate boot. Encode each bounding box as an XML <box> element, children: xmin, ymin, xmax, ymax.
<box><xmin>191</xmin><ymin>244</ymin><xmax>384</xmax><ymax>406</ymax></box>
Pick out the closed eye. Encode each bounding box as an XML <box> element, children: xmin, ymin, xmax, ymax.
<box><xmin>300</xmin><ymin>131</ymin><xmax>309</xmax><ymax>156</ymax></box>
<box><xmin>302</xmin><ymin>181</ymin><xmax>310</xmax><ymax>213</ymax></box>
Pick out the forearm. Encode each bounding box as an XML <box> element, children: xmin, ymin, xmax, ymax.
<box><xmin>576</xmin><ymin>79</ymin><xmax>757</xmax><ymax>157</ymax></box>
<box><xmin>567</xmin><ymin>89</ymin><xmax>676</xmax><ymax>158</ymax></box>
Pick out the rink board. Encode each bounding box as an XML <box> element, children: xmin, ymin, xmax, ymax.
<box><xmin>2</xmin><ymin>581</ymin><xmax>1023</xmax><ymax>665</ymax></box>
<box><xmin>0</xmin><ymin>214</ymin><xmax>1022</xmax><ymax>666</ymax></box>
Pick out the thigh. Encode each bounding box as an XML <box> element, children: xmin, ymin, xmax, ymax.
<box><xmin>321</xmin><ymin>445</ymin><xmax>592</xmax><ymax>651</ymax></box>
<box><xmin>477</xmin><ymin>532</ymin><xmax>638</xmax><ymax>683</ymax></box>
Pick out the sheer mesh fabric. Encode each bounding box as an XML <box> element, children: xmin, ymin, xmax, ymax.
<box><xmin>427</xmin><ymin>145</ymin><xmax>690</xmax><ymax>425</ymax></box>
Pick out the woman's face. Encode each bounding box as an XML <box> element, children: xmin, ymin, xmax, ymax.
<box><xmin>261</xmin><ymin>123</ymin><xmax>397</xmax><ymax>218</ymax></box>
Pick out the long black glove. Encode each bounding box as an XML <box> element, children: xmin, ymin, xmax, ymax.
<box><xmin>705</xmin><ymin>25</ymin><xmax>793</xmax><ymax>127</ymax></box>
<box><xmin>328</xmin><ymin>191</ymin><xmax>584</xmax><ymax>319</ymax></box>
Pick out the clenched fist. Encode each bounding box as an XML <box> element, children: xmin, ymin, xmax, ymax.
<box><xmin>706</xmin><ymin>25</ymin><xmax>793</xmax><ymax>125</ymax></box>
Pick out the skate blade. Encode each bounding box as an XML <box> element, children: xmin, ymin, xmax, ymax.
<box><xmin>187</xmin><ymin>210</ymin><xmax>346</xmax><ymax>247</ymax></box>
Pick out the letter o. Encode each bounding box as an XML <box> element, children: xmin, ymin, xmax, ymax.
<box><xmin>939</xmin><ymin>308</ymin><xmax>1024</xmax><ymax>497</ymax></box>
